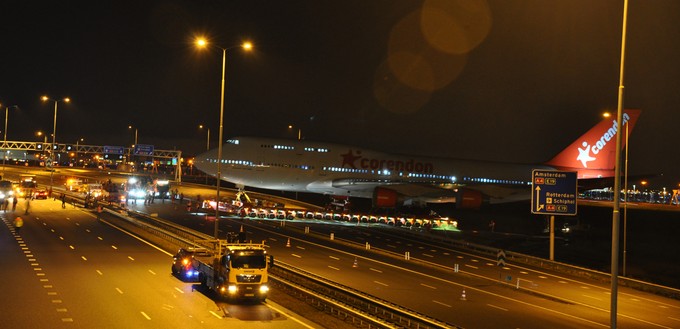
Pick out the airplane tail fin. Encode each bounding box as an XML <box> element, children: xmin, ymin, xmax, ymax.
<box><xmin>545</xmin><ymin>109</ymin><xmax>641</xmax><ymax>179</ymax></box>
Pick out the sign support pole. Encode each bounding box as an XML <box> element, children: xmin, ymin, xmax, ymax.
<box><xmin>550</xmin><ymin>215</ymin><xmax>555</xmax><ymax>261</ymax></box>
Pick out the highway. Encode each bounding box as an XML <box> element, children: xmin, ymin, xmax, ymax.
<box><xmin>164</xmin><ymin>210</ymin><xmax>680</xmax><ymax>328</ymax></box>
<box><xmin>0</xmin><ymin>196</ymin><xmax>323</xmax><ymax>329</ymax></box>
<box><xmin>3</xmin><ymin>166</ymin><xmax>680</xmax><ymax>328</ymax></box>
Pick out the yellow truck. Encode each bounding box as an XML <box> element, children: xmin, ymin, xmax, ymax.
<box><xmin>189</xmin><ymin>238</ymin><xmax>273</xmax><ymax>303</ymax></box>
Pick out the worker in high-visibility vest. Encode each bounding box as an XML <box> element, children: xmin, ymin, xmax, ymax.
<box><xmin>14</xmin><ymin>216</ymin><xmax>23</xmax><ymax>232</ymax></box>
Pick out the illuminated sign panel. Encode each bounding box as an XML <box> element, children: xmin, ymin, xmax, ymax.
<box><xmin>531</xmin><ymin>170</ymin><xmax>577</xmax><ymax>216</ymax></box>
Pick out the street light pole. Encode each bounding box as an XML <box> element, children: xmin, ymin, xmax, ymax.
<box><xmin>610</xmin><ymin>0</ymin><xmax>629</xmax><ymax>328</ymax></box>
<box><xmin>199</xmin><ymin>124</ymin><xmax>210</xmax><ymax>151</ymax></box>
<box><xmin>42</xmin><ymin>96</ymin><xmax>70</xmax><ymax>194</ymax></box>
<box><xmin>128</xmin><ymin>125</ymin><xmax>138</xmax><ymax>146</ymax></box>
<box><xmin>75</xmin><ymin>138</ymin><xmax>84</xmax><ymax>167</ymax></box>
<box><xmin>215</xmin><ymin>46</ymin><xmax>227</xmax><ymax>239</ymax></box>
<box><xmin>195</xmin><ymin>37</ymin><xmax>252</xmax><ymax>239</ymax></box>
<box><xmin>2</xmin><ymin>105</ymin><xmax>18</xmax><ymax>175</ymax></box>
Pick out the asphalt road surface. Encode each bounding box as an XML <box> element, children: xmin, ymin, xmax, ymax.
<box><xmin>0</xmin><ymin>197</ymin><xmax>322</xmax><ymax>329</ymax></box>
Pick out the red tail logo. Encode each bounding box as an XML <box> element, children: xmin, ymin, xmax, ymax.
<box><xmin>546</xmin><ymin>109</ymin><xmax>641</xmax><ymax>178</ymax></box>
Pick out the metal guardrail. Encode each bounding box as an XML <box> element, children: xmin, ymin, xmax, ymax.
<box><xmin>271</xmin><ymin>261</ymin><xmax>460</xmax><ymax>329</ymax></box>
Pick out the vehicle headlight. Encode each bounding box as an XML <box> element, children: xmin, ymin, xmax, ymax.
<box><xmin>259</xmin><ymin>285</ymin><xmax>269</xmax><ymax>293</ymax></box>
<box><xmin>228</xmin><ymin>285</ymin><xmax>238</xmax><ymax>294</ymax></box>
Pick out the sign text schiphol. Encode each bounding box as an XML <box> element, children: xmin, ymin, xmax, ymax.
<box><xmin>531</xmin><ymin>170</ymin><xmax>577</xmax><ymax>215</ymax></box>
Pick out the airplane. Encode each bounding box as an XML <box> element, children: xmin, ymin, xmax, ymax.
<box><xmin>194</xmin><ymin>109</ymin><xmax>641</xmax><ymax>209</ymax></box>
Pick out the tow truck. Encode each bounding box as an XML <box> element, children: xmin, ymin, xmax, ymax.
<box><xmin>187</xmin><ymin>233</ymin><xmax>273</xmax><ymax>302</ymax></box>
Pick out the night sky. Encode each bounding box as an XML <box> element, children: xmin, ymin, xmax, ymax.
<box><xmin>2</xmin><ymin>1</ymin><xmax>679</xmax><ymax>188</ymax></box>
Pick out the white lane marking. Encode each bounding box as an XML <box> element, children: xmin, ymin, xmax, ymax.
<box><xmin>61</xmin><ymin>318</ymin><xmax>74</xmax><ymax>322</ymax></box>
<box><xmin>81</xmin><ymin>256</ymin><xmax>87</xmax><ymax>261</ymax></box>
<box><xmin>487</xmin><ymin>304</ymin><xmax>509</xmax><ymax>311</ymax></box>
<box><xmin>148</xmin><ymin>270</ymin><xmax>156</xmax><ymax>275</ymax></box>
<box><xmin>369</xmin><ymin>268</ymin><xmax>383</xmax><ymax>273</ymax></box>
<box><xmin>329</xmin><ymin>256</ymin><xmax>340</xmax><ymax>260</ymax></box>
<box><xmin>266</xmin><ymin>303</ymin><xmax>318</xmax><ymax>329</ymax></box>
<box><xmin>96</xmin><ymin>270</ymin><xmax>103</xmax><ymax>275</ymax></box>
<box><xmin>209</xmin><ymin>310</ymin><xmax>222</xmax><ymax>319</ymax></box>
<box><xmin>582</xmin><ymin>294</ymin><xmax>603</xmax><ymax>301</ymax></box>
<box><xmin>422</xmin><ymin>254</ymin><xmax>434</xmax><ymax>258</ymax></box>
<box><xmin>465</xmin><ymin>264</ymin><xmax>479</xmax><ymax>269</ymax></box>
<box><xmin>291</xmin><ymin>254</ymin><xmax>302</xmax><ymax>258</ymax></box>
<box><xmin>128</xmin><ymin>256</ymin><xmax>135</xmax><ymax>261</ymax></box>
<box><xmin>116</xmin><ymin>288</ymin><xmax>123</xmax><ymax>294</ymax></box>
<box><xmin>432</xmin><ymin>300</ymin><xmax>452</xmax><ymax>308</ymax></box>
<box><xmin>374</xmin><ymin>281</ymin><xmax>389</xmax><ymax>287</ymax></box>
<box><xmin>174</xmin><ymin>287</ymin><xmax>184</xmax><ymax>294</ymax></box>
<box><xmin>420</xmin><ymin>283</ymin><xmax>437</xmax><ymax>289</ymax></box>
<box><xmin>328</xmin><ymin>266</ymin><xmax>340</xmax><ymax>271</ymax></box>
<box><xmin>140</xmin><ymin>311</ymin><xmax>151</xmax><ymax>320</ymax></box>
<box><xmin>296</xmin><ymin>246</ymin><xmax>306</xmax><ymax>250</ymax></box>
<box><xmin>111</xmin><ymin>245</ymin><xmax>118</xmax><ymax>250</ymax></box>
<box><xmin>97</xmin><ymin>237</ymin><xmax>103</xmax><ymax>240</ymax></box>
<box><xmin>69</xmin><ymin>245</ymin><xmax>75</xmax><ymax>250</ymax></box>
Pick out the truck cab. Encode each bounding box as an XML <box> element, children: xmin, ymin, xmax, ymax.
<box><xmin>192</xmin><ymin>240</ymin><xmax>273</xmax><ymax>303</ymax></box>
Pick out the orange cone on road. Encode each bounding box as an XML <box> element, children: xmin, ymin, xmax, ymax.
<box><xmin>352</xmin><ymin>257</ymin><xmax>358</xmax><ymax>268</ymax></box>
<box><xmin>286</xmin><ymin>238</ymin><xmax>291</xmax><ymax>247</ymax></box>
<box><xmin>460</xmin><ymin>289</ymin><xmax>467</xmax><ymax>301</ymax></box>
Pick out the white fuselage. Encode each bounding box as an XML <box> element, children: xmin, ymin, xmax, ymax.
<box><xmin>194</xmin><ymin>137</ymin><xmax>550</xmax><ymax>202</ymax></box>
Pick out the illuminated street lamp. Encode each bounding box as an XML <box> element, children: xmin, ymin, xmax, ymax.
<box><xmin>604</xmin><ymin>111</ymin><xmax>630</xmax><ymax>277</ymax></box>
<box><xmin>195</xmin><ymin>36</ymin><xmax>253</xmax><ymax>239</ymax></box>
<box><xmin>128</xmin><ymin>125</ymin><xmax>138</xmax><ymax>146</ymax></box>
<box><xmin>75</xmin><ymin>138</ymin><xmax>84</xmax><ymax>166</ymax></box>
<box><xmin>41</xmin><ymin>95</ymin><xmax>71</xmax><ymax>192</ymax></box>
<box><xmin>288</xmin><ymin>125</ymin><xmax>302</xmax><ymax>140</ymax></box>
<box><xmin>1</xmin><ymin>103</ymin><xmax>19</xmax><ymax>174</ymax></box>
<box><xmin>199</xmin><ymin>124</ymin><xmax>210</xmax><ymax>151</ymax></box>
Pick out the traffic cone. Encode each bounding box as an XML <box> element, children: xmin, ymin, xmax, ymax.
<box><xmin>286</xmin><ymin>238</ymin><xmax>291</xmax><ymax>247</ymax></box>
<box><xmin>240</xmin><ymin>225</ymin><xmax>245</xmax><ymax>232</ymax></box>
<box><xmin>460</xmin><ymin>289</ymin><xmax>467</xmax><ymax>301</ymax></box>
<box><xmin>352</xmin><ymin>257</ymin><xmax>358</xmax><ymax>268</ymax></box>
